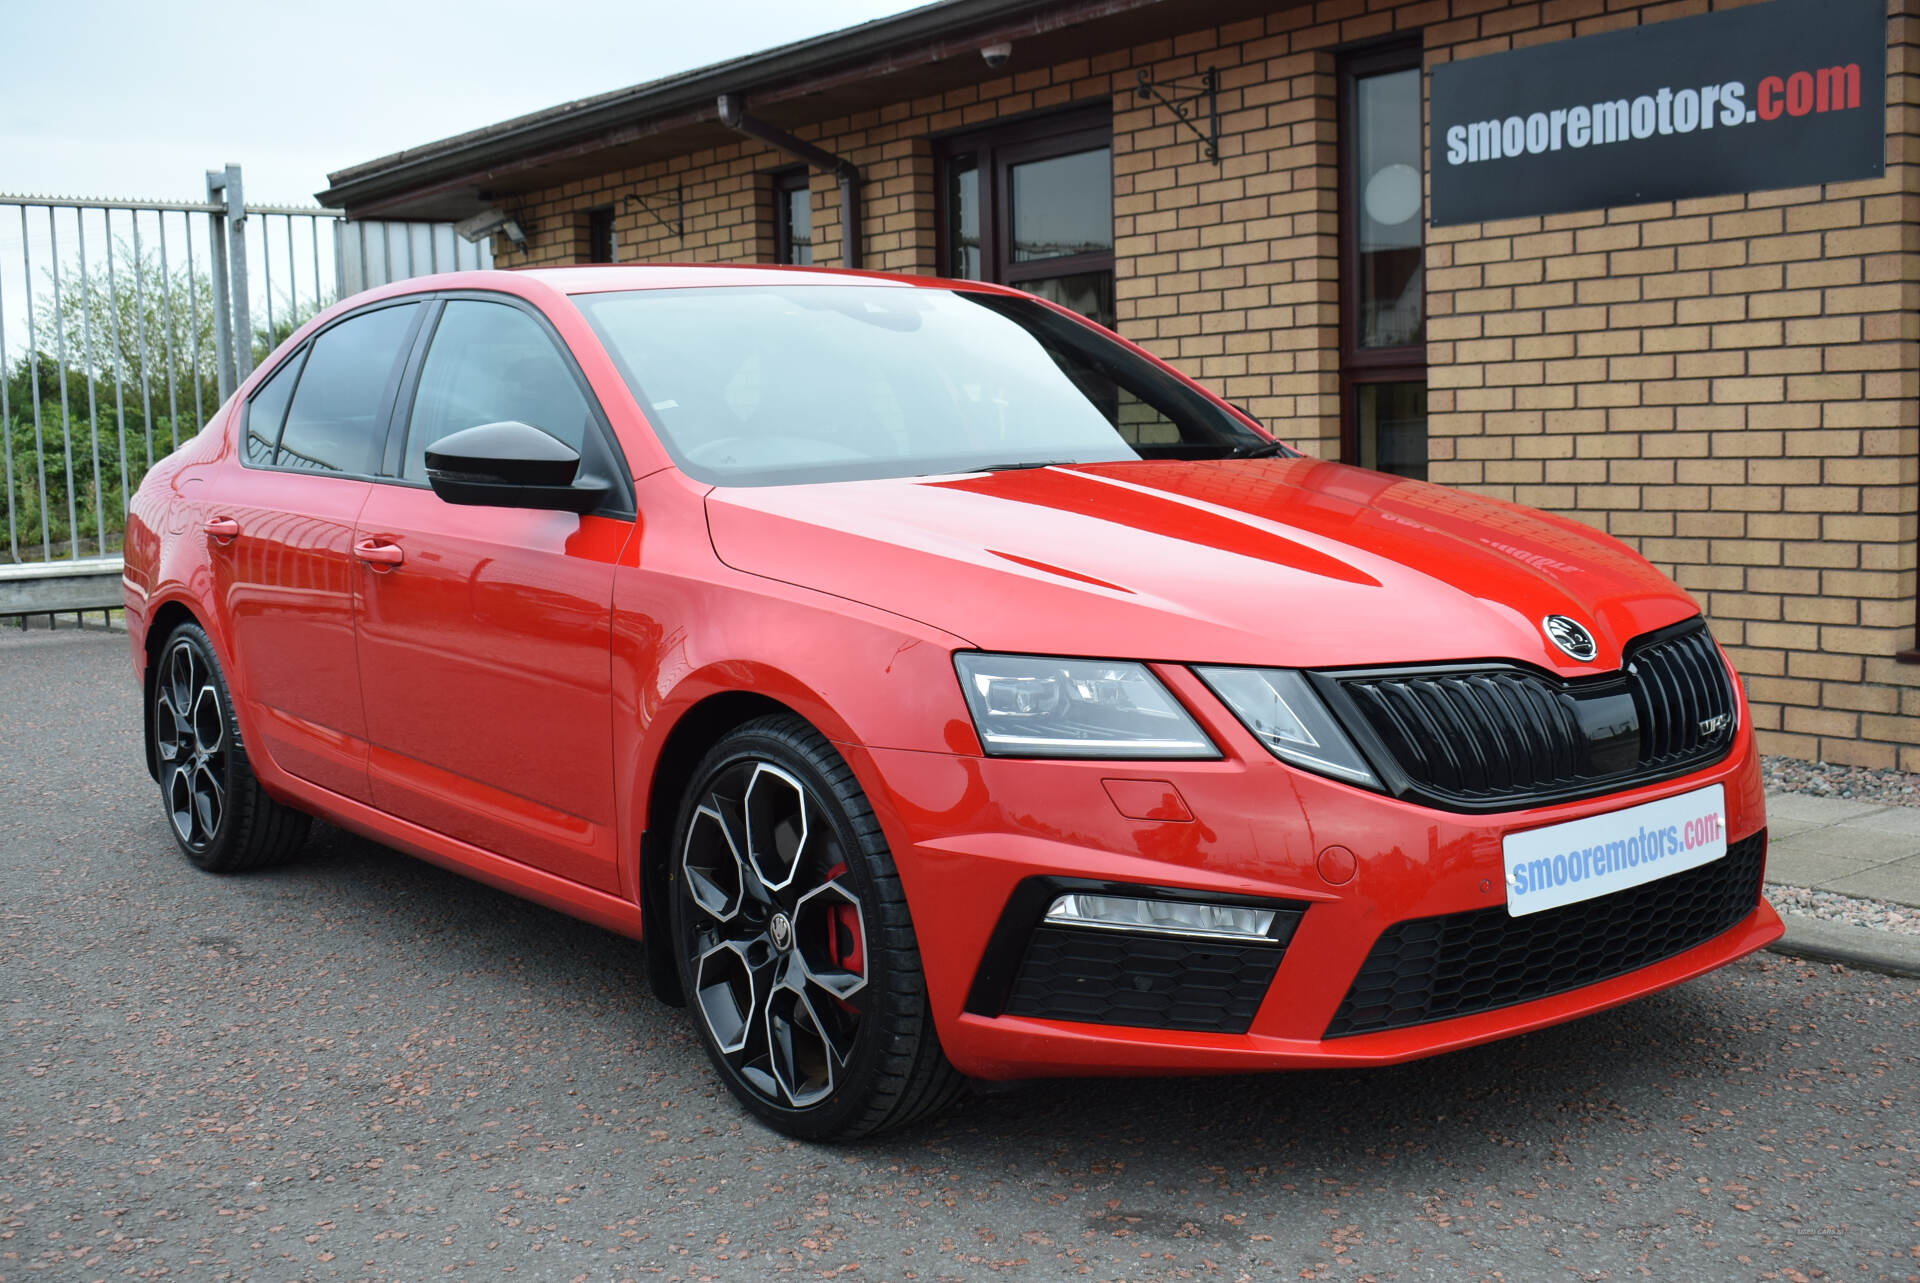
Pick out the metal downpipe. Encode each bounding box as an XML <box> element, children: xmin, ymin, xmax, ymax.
<box><xmin>715</xmin><ymin>94</ymin><xmax>862</xmax><ymax>269</ymax></box>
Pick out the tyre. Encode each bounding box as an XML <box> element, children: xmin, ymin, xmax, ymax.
<box><xmin>668</xmin><ymin>714</ymin><xmax>965</xmax><ymax>1140</ymax></box>
<box><xmin>150</xmin><ymin>622</ymin><xmax>311</xmax><ymax>873</ymax></box>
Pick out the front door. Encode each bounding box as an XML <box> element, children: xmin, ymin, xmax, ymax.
<box><xmin>352</xmin><ymin>297</ymin><xmax>632</xmax><ymax>892</ymax></box>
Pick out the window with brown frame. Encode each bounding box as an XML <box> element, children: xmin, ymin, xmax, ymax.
<box><xmin>1340</xmin><ymin>46</ymin><xmax>1428</xmax><ymax>480</ymax></box>
<box><xmin>937</xmin><ymin>106</ymin><xmax>1115</xmax><ymax>329</ymax></box>
<box><xmin>586</xmin><ymin>206</ymin><xmax>616</xmax><ymax>264</ymax></box>
<box><xmin>773</xmin><ymin>168</ymin><xmax>813</xmax><ymax>266</ymax></box>
<box><xmin>1903</xmin><ymin>529</ymin><xmax>1920</xmax><ymax>663</ymax></box>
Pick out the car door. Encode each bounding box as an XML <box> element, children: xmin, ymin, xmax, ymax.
<box><xmin>352</xmin><ymin>296</ymin><xmax>634</xmax><ymax>893</ymax></box>
<box><xmin>209</xmin><ymin>299</ymin><xmax>425</xmax><ymax>800</ymax></box>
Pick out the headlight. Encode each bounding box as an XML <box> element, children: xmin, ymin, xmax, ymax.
<box><xmin>1193</xmin><ymin>666</ymin><xmax>1380</xmax><ymax>789</ymax></box>
<box><xmin>954</xmin><ymin>653</ymin><xmax>1217</xmax><ymax>759</ymax></box>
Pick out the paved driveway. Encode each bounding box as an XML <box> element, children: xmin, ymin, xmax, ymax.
<box><xmin>3</xmin><ymin>627</ymin><xmax>1916</xmax><ymax>1282</ymax></box>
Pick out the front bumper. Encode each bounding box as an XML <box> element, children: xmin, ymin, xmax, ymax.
<box><xmin>854</xmin><ymin>668</ymin><xmax>1778</xmax><ymax>1081</ymax></box>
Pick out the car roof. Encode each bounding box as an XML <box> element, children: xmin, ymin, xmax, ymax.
<box><xmin>523</xmin><ymin>263</ymin><xmax>937</xmax><ymax>295</ymax></box>
<box><xmin>333</xmin><ymin>264</ymin><xmax>1027</xmax><ymax>317</ymax></box>
<box><xmin>281</xmin><ymin>263</ymin><xmax>1029</xmax><ymax>367</ymax></box>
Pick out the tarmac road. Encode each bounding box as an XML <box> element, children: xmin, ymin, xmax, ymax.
<box><xmin>2</xmin><ymin>625</ymin><xmax>1916</xmax><ymax>1282</ymax></box>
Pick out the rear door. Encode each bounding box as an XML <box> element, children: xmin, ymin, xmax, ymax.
<box><xmin>210</xmin><ymin>299</ymin><xmax>424</xmax><ymax>799</ymax></box>
<box><xmin>352</xmin><ymin>296</ymin><xmax>634</xmax><ymax>892</ymax></box>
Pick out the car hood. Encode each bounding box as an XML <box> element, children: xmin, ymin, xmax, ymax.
<box><xmin>703</xmin><ymin>457</ymin><xmax>1700</xmax><ymax>673</ymax></box>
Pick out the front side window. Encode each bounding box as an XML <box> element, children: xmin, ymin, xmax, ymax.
<box><xmin>1341</xmin><ymin>49</ymin><xmax>1428</xmax><ymax>480</ymax></box>
<box><xmin>401</xmin><ymin>300</ymin><xmax>594</xmax><ymax>480</ymax></box>
<box><xmin>276</xmin><ymin>302</ymin><xmax>420</xmax><ymax>474</ymax></box>
<box><xmin>940</xmin><ymin>109</ymin><xmax>1115</xmax><ymax>329</ymax></box>
<box><xmin>577</xmin><ymin>283</ymin><xmax>1266</xmax><ymax>487</ymax></box>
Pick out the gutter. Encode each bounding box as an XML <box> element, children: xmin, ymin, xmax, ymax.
<box><xmin>716</xmin><ymin>95</ymin><xmax>861</xmax><ymax>269</ymax></box>
<box><xmin>316</xmin><ymin>0</ymin><xmax>1176</xmax><ymax>213</ymax></box>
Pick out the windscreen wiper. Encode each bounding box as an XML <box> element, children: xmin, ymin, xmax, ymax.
<box><xmin>1230</xmin><ymin>439</ymin><xmax>1297</xmax><ymax>459</ymax></box>
<box><xmin>976</xmin><ymin>459</ymin><xmax>1081</xmax><ymax>472</ymax></box>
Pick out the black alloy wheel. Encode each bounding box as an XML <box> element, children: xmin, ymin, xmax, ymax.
<box><xmin>151</xmin><ymin>623</ymin><xmax>310</xmax><ymax>872</ymax></box>
<box><xmin>669</xmin><ymin>714</ymin><xmax>964</xmax><ymax>1139</ymax></box>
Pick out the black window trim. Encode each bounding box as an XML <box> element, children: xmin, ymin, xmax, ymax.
<box><xmin>384</xmin><ymin>288</ymin><xmax>638</xmax><ymax>521</ymax></box>
<box><xmin>239</xmin><ymin>295</ymin><xmax>428</xmax><ymax>483</ymax></box>
<box><xmin>236</xmin><ymin>289</ymin><xmax>637</xmax><ymax>522</ymax></box>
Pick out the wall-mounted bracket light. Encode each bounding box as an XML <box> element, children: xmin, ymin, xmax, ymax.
<box><xmin>624</xmin><ymin>186</ymin><xmax>683</xmax><ymax>240</ymax></box>
<box><xmin>1136</xmin><ymin>67</ymin><xmax>1221</xmax><ymax>164</ymax></box>
<box><xmin>454</xmin><ymin>207</ymin><xmax>527</xmax><ymax>246</ymax></box>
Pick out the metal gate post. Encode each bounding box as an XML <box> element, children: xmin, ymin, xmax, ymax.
<box><xmin>206</xmin><ymin>170</ymin><xmax>236</xmax><ymax>399</ymax></box>
<box><xmin>219</xmin><ymin>165</ymin><xmax>253</xmax><ymax>383</ymax></box>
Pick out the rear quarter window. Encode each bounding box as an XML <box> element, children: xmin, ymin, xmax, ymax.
<box><xmin>243</xmin><ymin>348</ymin><xmax>307</xmax><ymax>465</ymax></box>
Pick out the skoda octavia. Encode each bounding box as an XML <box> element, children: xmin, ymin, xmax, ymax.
<box><xmin>124</xmin><ymin>265</ymin><xmax>1782</xmax><ymax>1139</ymax></box>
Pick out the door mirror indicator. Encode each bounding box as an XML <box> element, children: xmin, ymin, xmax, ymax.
<box><xmin>424</xmin><ymin>420</ymin><xmax>611</xmax><ymax>513</ymax></box>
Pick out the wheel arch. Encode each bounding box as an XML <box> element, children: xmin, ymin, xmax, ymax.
<box><xmin>140</xmin><ymin>598</ymin><xmax>206</xmax><ymax>783</ymax></box>
<box><xmin>638</xmin><ymin>688</ymin><xmax>808</xmax><ymax>1007</ymax></box>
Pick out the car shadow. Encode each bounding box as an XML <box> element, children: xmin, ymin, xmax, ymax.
<box><xmin>251</xmin><ymin>815</ymin><xmax>1774</xmax><ymax>1188</ymax></box>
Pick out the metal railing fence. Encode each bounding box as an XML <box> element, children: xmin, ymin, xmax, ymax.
<box><xmin>0</xmin><ymin>165</ymin><xmax>489</xmax><ymax>568</ymax></box>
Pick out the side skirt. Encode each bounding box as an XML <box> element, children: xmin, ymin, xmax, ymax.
<box><xmin>265</xmin><ymin>770</ymin><xmax>646</xmax><ymax>941</ymax></box>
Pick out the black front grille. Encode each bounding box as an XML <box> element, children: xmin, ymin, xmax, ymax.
<box><xmin>1628</xmin><ymin>621</ymin><xmax>1737</xmax><ymax>768</ymax></box>
<box><xmin>1328</xmin><ymin>618</ymin><xmax>1738</xmax><ymax>810</ymax></box>
<box><xmin>1325</xmin><ymin>830</ymin><xmax>1766</xmax><ymax>1038</ymax></box>
<box><xmin>1003</xmin><ymin>928</ymin><xmax>1285</xmax><ymax>1034</ymax></box>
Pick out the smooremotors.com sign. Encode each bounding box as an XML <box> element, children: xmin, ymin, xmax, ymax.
<box><xmin>1430</xmin><ymin>0</ymin><xmax>1886</xmax><ymax>227</ymax></box>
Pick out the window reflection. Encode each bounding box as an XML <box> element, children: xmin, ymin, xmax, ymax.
<box><xmin>939</xmin><ymin>116</ymin><xmax>1114</xmax><ymax>331</ymax></box>
<box><xmin>1355</xmin><ymin>68</ymin><xmax>1423</xmax><ymax>349</ymax></box>
<box><xmin>783</xmin><ymin>185</ymin><xmax>812</xmax><ymax>265</ymax></box>
<box><xmin>1010</xmin><ymin>149</ymin><xmax>1112</xmax><ymax>262</ymax></box>
<box><xmin>947</xmin><ymin>155</ymin><xmax>981</xmax><ymax>279</ymax></box>
<box><xmin>1356</xmin><ymin>382</ymin><xmax>1427</xmax><ymax>481</ymax></box>
<box><xmin>1022</xmin><ymin>271</ymin><xmax>1115</xmax><ymax>331</ymax></box>
<box><xmin>776</xmin><ymin>171</ymin><xmax>813</xmax><ymax>266</ymax></box>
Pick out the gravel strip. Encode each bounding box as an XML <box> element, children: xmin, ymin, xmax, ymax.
<box><xmin>1763</xmin><ymin>753</ymin><xmax>1920</xmax><ymax>806</ymax></box>
<box><xmin>1765</xmin><ymin>882</ymin><xmax>1920</xmax><ymax>936</ymax></box>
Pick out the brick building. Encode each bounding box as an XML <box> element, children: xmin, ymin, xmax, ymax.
<box><xmin>320</xmin><ymin>0</ymin><xmax>1920</xmax><ymax>769</ymax></box>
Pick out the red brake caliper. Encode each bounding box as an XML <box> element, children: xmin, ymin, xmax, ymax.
<box><xmin>823</xmin><ymin>862</ymin><xmax>864</xmax><ymax>1004</ymax></box>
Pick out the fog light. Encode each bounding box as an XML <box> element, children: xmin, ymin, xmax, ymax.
<box><xmin>1044</xmin><ymin>893</ymin><xmax>1281</xmax><ymax>943</ymax></box>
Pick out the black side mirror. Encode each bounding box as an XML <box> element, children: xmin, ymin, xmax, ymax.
<box><xmin>424</xmin><ymin>420</ymin><xmax>611</xmax><ymax>513</ymax></box>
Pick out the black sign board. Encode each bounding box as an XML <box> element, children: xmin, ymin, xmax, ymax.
<box><xmin>1430</xmin><ymin>0</ymin><xmax>1886</xmax><ymax>227</ymax></box>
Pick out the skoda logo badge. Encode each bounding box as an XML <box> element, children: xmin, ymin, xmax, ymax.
<box><xmin>1543</xmin><ymin>615</ymin><xmax>1598</xmax><ymax>662</ymax></box>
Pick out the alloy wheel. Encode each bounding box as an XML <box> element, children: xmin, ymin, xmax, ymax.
<box><xmin>680</xmin><ymin>760</ymin><xmax>869</xmax><ymax>1109</ymax></box>
<box><xmin>154</xmin><ymin>637</ymin><xmax>226</xmax><ymax>852</ymax></box>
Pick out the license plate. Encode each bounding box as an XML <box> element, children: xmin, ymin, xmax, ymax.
<box><xmin>1503</xmin><ymin>784</ymin><xmax>1727</xmax><ymax>917</ymax></box>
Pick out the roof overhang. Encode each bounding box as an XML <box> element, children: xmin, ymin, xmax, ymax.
<box><xmin>318</xmin><ymin>0</ymin><xmax>1301</xmax><ymax>220</ymax></box>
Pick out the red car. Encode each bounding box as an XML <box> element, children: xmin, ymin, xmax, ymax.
<box><xmin>124</xmin><ymin>265</ymin><xmax>1782</xmax><ymax>1139</ymax></box>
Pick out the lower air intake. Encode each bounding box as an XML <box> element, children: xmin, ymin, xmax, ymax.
<box><xmin>1003</xmin><ymin>928</ymin><xmax>1284</xmax><ymax>1034</ymax></box>
<box><xmin>1325</xmin><ymin>830</ymin><xmax>1766</xmax><ymax>1038</ymax></box>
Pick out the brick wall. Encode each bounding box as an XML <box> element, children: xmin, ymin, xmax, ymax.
<box><xmin>490</xmin><ymin>0</ymin><xmax>1920</xmax><ymax>770</ymax></box>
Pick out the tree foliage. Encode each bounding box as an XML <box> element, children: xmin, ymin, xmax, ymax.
<box><xmin>3</xmin><ymin>242</ymin><xmax>331</xmax><ymax>561</ymax></box>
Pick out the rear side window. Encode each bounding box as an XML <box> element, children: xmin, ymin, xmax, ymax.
<box><xmin>276</xmin><ymin>303</ymin><xmax>421</xmax><ymax>474</ymax></box>
<box><xmin>243</xmin><ymin>348</ymin><xmax>306</xmax><ymax>465</ymax></box>
<box><xmin>401</xmin><ymin>300</ymin><xmax>593</xmax><ymax>480</ymax></box>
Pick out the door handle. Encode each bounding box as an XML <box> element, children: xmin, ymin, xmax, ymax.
<box><xmin>353</xmin><ymin>539</ymin><xmax>405</xmax><ymax>568</ymax></box>
<box><xmin>203</xmin><ymin>516</ymin><xmax>240</xmax><ymax>542</ymax></box>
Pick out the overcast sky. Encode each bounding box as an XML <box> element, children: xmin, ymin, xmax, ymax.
<box><xmin>4</xmin><ymin>0</ymin><xmax>927</xmax><ymax>206</ymax></box>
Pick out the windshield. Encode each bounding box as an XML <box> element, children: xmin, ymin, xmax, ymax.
<box><xmin>574</xmin><ymin>284</ymin><xmax>1277</xmax><ymax>486</ymax></box>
